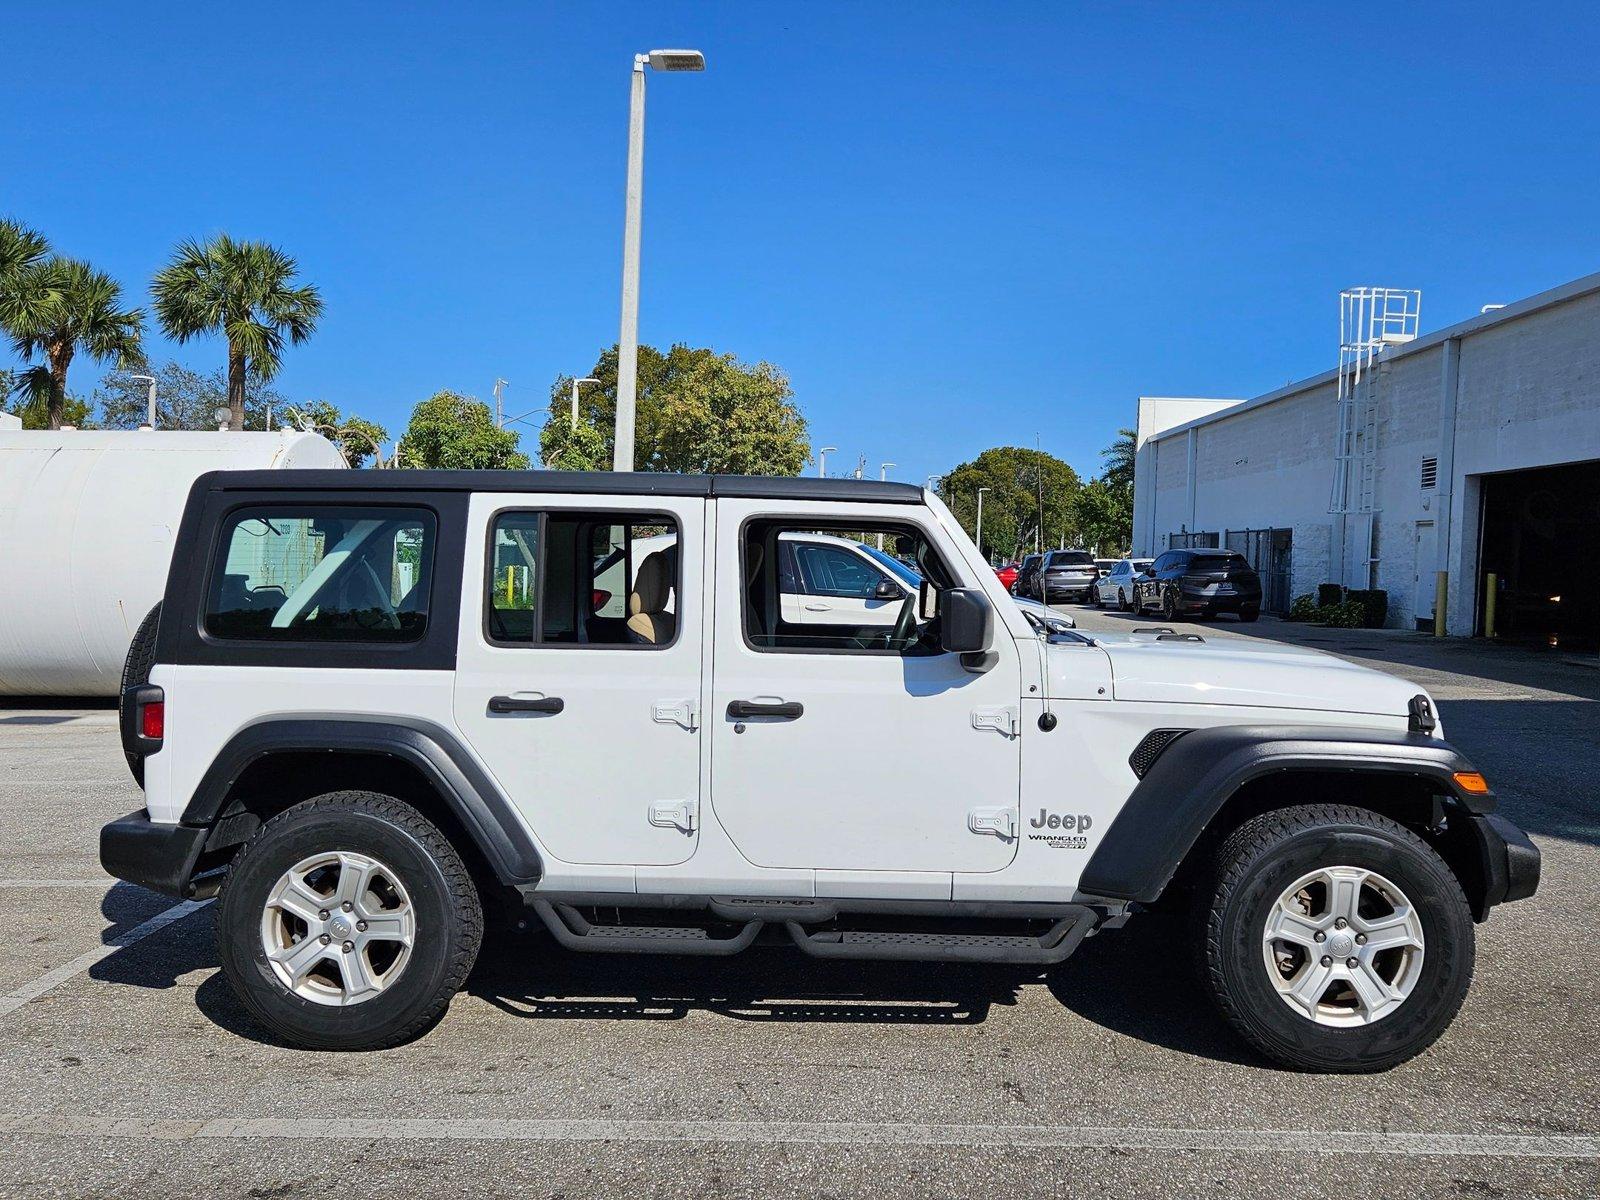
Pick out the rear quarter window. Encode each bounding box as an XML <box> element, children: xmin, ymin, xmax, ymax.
<box><xmin>205</xmin><ymin>506</ymin><xmax>435</xmax><ymax>642</ymax></box>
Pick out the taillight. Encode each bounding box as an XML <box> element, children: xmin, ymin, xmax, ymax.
<box><xmin>140</xmin><ymin>700</ymin><xmax>165</xmax><ymax>740</ymax></box>
<box><xmin>592</xmin><ymin>589</ymin><xmax>612</xmax><ymax>610</ymax></box>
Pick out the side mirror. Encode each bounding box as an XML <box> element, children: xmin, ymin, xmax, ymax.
<box><xmin>873</xmin><ymin>578</ymin><xmax>901</xmax><ymax>601</ymax></box>
<box><xmin>941</xmin><ymin>587</ymin><xmax>994</xmax><ymax>671</ymax></box>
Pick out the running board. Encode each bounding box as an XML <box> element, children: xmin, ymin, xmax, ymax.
<box><xmin>784</xmin><ymin>907</ymin><xmax>1096</xmax><ymax>965</ymax></box>
<box><xmin>530</xmin><ymin>899</ymin><xmax>763</xmax><ymax>956</ymax></box>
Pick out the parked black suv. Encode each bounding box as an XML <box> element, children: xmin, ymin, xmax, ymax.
<box><xmin>1133</xmin><ymin>548</ymin><xmax>1263</xmax><ymax>621</ymax></box>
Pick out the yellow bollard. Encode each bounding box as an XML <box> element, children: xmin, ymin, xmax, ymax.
<box><xmin>1434</xmin><ymin>571</ymin><xmax>1448</xmax><ymax>637</ymax></box>
<box><xmin>506</xmin><ymin>564</ymin><xmax>517</xmax><ymax>607</ymax></box>
<box><xmin>1484</xmin><ymin>572</ymin><xmax>1497</xmax><ymax>639</ymax></box>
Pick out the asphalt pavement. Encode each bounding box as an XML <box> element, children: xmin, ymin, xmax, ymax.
<box><xmin>0</xmin><ymin>612</ymin><xmax>1595</xmax><ymax>1198</ymax></box>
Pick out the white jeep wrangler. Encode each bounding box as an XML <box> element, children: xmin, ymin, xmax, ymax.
<box><xmin>102</xmin><ymin>470</ymin><xmax>1539</xmax><ymax>1071</ymax></box>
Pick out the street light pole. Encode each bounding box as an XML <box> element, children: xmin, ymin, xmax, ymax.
<box><xmin>877</xmin><ymin>463</ymin><xmax>897</xmax><ymax>549</ymax></box>
<box><xmin>817</xmin><ymin>446</ymin><xmax>837</xmax><ymax>478</ymax></box>
<box><xmin>570</xmin><ymin>377</ymin><xmax>600</xmax><ymax>431</ymax></box>
<box><xmin>976</xmin><ymin>486</ymin><xmax>991</xmax><ymax>560</ymax></box>
<box><xmin>493</xmin><ymin>378</ymin><xmax>510</xmax><ymax>428</ymax></box>
<box><xmin>128</xmin><ymin>374</ymin><xmax>157</xmax><ymax>429</ymax></box>
<box><xmin>614</xmin><ymin>48</ymin><xmax>705</xmax><ymax>473</ymax></box>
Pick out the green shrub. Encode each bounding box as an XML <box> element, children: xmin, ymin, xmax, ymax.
<box><xmin>1344</xmin><ymin>589</ymin><xmax>1388</xmax><ymax>628</ymax></box>
<box><xmin>1316</xmin><ymin>583</ymin><xmax>1344</xmax><ymax>608</ymax></box>
<box><xmin>1287</xmin><ymin>594</ymin><xmax>1318</xmax><ymax>622</ymax></box>
<box><xmin>1323</xmin><ymin>599</ymin><xmax>1366</xmax><ymax>628</ymax></box>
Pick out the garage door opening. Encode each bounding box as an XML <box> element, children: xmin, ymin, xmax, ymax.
<box><xmin>1477</xmin><ymin>460</ymin><xmax>1600</xmax><ymax>652</ymax></box>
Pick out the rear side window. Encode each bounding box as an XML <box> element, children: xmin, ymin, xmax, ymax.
<box><xmin>205</xmin><ymin>507</ymin><xmax>434</xmax><ymax>642</ymax></box>
<box><xmin>486</xmin><ymin>511</ymin><xmax>679</xmax><ymax>648</ymax></box>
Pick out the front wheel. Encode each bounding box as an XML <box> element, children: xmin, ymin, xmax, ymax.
<box><xmin>216</xmin><ymin>791</ymin><xmax>483</xmax><ymax>1051</ymax></box>
<box><xmin>1199</xmin><ymin>804</ymin><xmax>1474</xmax><ymax>1072</ymax></box>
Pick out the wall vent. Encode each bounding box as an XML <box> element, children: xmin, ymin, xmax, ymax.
<box><xmin>1420</xmin><ymin>456</ymin><xmax>1438</xmax><ymax>490</ymax></box>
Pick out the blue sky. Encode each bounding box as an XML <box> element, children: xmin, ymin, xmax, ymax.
<box><xmin>6</xmin><ymin>3</ymin><xmax>1598</xmax><ymax>484</ymax></box>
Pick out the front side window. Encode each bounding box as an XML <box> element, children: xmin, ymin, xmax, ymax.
<box><xmin>206</xmin><ymin>507</ymin><xmax>434</xmax><ymax>642</ymax></box>
<box><xmin>487</xmin><ymin>511</ymin><xmax>678</xmax><ymax>648</ymax></box>
<box><xmin>744</xmin><ymin>521</ymin><xmax>953</xmax><ymax>655</ymax></box>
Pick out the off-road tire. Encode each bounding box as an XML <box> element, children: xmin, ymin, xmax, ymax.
<box><xmin>216</xmin><ymin>791</ymin><xmax>483</xmax><ymax>1051</ymax></box>
<box><xmin>1198</xmin><ymin>803</ymin><xmax>1474</xmax><ymax>1073</ymax></box>
<box><xmin>118</xmin><ymin>603</ymin><xmax>162</xmax><ymax>786</ymax></box>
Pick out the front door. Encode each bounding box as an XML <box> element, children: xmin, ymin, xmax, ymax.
<box><xmin>708</xmin><ymin>499</ymin><xmax>1022</xmax><ymax>876</ymax></box>
<box><xmin>452</xmin><ymin>494</ymin><xmax>705</xmax><ymax>867</ymax></box>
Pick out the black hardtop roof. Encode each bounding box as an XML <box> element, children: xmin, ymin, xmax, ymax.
<box><xmin>197</xmin><ymin>469</ymin><xmax>926</xmax><ymax>504</ymax></box>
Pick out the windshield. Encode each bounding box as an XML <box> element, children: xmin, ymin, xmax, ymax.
<box><xmin>858</xmin><ymin>542</ymin><xmax>922</xmax><ymax>588</ymax></box>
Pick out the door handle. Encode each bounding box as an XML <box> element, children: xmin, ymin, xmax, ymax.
<box><xmin>726</xmin><ymin>699</ymin><xmax>804</xmax><ymax>720</ymax></box>
<box><xmin>488</xmin><ymin>695</ymin><xmax>565</xmax><ymax>715</ymax></box>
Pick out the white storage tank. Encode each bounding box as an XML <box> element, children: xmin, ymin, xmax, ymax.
<box><xmin>0</xmin><ymin>429</ymin><xmax>346</xmax><ymax>696</ymax></box>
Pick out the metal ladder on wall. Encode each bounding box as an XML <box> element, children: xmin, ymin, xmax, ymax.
<box><xmin>1330</xmin><ymin>288</ymin><xmax>1421</xmax><ymax>582</ymax></box>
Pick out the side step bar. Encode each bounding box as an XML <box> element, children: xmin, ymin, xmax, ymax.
<box><xmin>530</xmin><ymin>899</ymin><xmax>762</xmax><ymax>956</ymax></box>
<box><xmin>783</xmin><ymin>906</ymin><xmax>1096</xmax><ymax>965</ymax></box>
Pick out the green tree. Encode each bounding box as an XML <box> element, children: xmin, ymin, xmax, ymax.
<box><xmin>397</xmin><ymin>390</ymin><xmax>531</xmax><ymax>469</ymax></box>
<box><xmin>151</xmin><ymin>234</ymin><xmax>323</xmax><ymax>432</ymax></box>
<box><xmin>98</xmin><ymin>360</ymin><xmax>288</xmax><ymax>431</ymax></box>
<box><xmin>3</xmin><ymin>371</ymin><xmax>94</xmax><ymax>429</ymax></box>
<box><xmin>1102</xmin><ymin>427</ymin><xmax>1136</xmax><ymax>491</ymax></box>
<box><xmin>1073</xmin><ymin>476</ymin><xmax>1133</xmax><ymax>555</ymax></box>
<box><xmin>553</xmin><ymin>343</ymin><xmax>810</xmax><ymax>474</ymax></box>
<box><xmin>282</xmin><ymin>399</ymin><xmax>390</xmax><ymax>468</ymax></box>
<box><xmin>539</xmin><ymin>413</ymin><xmax>609</xmax><ymax>470</ymax></box>
<box><xmin>3</xmin><ymin>256</ymin><xmax>144</xmax><ymax>429</ymax></box>
<box><xmin>939</xmin><ymin>446</ymin><xmax>1082</xmax><ymax>561</ymax></box>
<box><xmin>0</xmin><ymin>218</ymin><xmax>48</xmax><ymax>286</ymax></box>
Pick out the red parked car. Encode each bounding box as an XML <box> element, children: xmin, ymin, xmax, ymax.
<box><xmin>994</xmin><ymin>561</ymin><xmax>1020</xmax><ymax>591</ymax></box>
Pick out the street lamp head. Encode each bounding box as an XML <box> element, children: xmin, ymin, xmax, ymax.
<box><xmin>646</xmin><ymin>49</ymin><xmax>706</xmax><ymax>72</ymax></box>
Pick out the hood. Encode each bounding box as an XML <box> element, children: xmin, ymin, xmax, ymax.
<box><xmin>1086</xmin><ymin>633</ymin><xmax>1424</xmax><ymax>719</ymax></box>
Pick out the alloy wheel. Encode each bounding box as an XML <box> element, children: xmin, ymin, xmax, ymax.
<box><xmin>1261</xmin><ymin>865</ymin><xmax>1425</xmax><ymax>1027</ymax></box>
<box><xmin>260</xmin><ymin>850</ymin><xmax>417</xmax><ymax>1006</ymax></box>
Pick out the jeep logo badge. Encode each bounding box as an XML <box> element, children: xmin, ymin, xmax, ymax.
<box><xmin>1029</xmin><ymin>809</ymin><xmax>1092</xmax><ymax>832</ymax></box>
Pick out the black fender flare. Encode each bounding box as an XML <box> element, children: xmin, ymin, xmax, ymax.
<box><xmin>1078</xmin><ymin>724</ymin><xmax>1498</xmax><ymax>905</ymax></box>
<box><xmin>180</xmin><ymin>715</ymin><xmax>542</xmax><ymax>885</ymax></box>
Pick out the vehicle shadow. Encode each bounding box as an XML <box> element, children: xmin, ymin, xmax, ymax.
<box><xmin>1044</xmin><ymin>910</ymin><xmax>1270</xmax><ymax>1069</ymax></box>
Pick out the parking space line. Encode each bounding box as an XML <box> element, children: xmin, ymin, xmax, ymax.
<box><xmin>0</xmin><ymin>879</ymin><xmax>113</xmax><ymax>889</ymax></box>
<box><xmin>0</xmin><ymin>1114</ymin><xmax>1593</xmax><ymax>1158</ymax></box>
<box><xmin>0</xmin><ymin>899</ymin><xmax>209</xmax><ymax>1018</ymax></box>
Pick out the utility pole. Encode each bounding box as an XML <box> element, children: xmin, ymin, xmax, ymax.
<box><xmin>877</xmin><ymin>463</ymin><xmax>897</xmax><ymax>549</ymax></box>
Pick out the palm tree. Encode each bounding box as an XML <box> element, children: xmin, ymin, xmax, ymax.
<box><xmin>151</xmin><ymin>234</ymin><xmax>323</xmax><ymax>431</ymax></box>
<box><xmin>1101</xmin><ymin>427</ymin><xmax>1136</xmax><ymax>491</ymax></box>
<box><xmin>0</xmin><ymin>218</ymin><xmax>48</xmax><ymax>284</ymax></box>
<box><xmin>4</xmin><ymin>256</ymin><xmax>145</xmax><ymax>429</ymax></box>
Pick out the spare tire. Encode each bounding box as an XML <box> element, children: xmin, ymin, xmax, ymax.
<box><xmin>119</xmin><ymin>603</ymin><xmax>162</xmax><ymax>787</ymax></box>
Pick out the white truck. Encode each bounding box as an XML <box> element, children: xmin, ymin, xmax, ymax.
<box><xmin>101</xmin><ymin>470</ymin><xmax>1539</xmax><ymax>1071</ymax></box>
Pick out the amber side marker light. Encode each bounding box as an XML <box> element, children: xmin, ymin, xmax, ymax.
<box><xmin>1453</xmin><ymin>771</ymin><xmax>1491</xmax><ymax>795</ymax></box>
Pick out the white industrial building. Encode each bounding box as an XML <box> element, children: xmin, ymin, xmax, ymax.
<box><xmin>1132</xmin><ymin>270</ymin><xmax>1600</xmax><ymax>651</ymax></box>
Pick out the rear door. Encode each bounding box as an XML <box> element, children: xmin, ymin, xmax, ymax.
<box><xmin>452</xmin><ymin>493</ymin><xmax>706</xmax><ymax>867</ymax></box>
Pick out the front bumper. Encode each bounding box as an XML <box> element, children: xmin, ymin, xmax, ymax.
<box><xmin>100</xmin><ymin>809</ymin><xmax>210</xmax><ymax>898</ymax></box>
<box><xmin>1469</xmin><ymin>812</ymin><xmax>1541</xmax><ymax>919</ymax></box>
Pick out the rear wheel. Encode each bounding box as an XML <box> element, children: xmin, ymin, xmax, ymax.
<box><xmin>1117</xmin><ymin>588</ymin><xmax>1130</xmax><ymax>612</ymax></box>
<box><xmin>1160</xmin><ymin>588</ymin><xmax>1179</xmax><ymax>622</ymax></box>
<box><xmin>216</xmin><ymin>791</ymin><xmax>482</xmax><ymax>1051</ymax></box>
<box><xmin>1198</xmin><ymin>804</ymin><xmax>1473</xmax><ymax>1072</ymax></box>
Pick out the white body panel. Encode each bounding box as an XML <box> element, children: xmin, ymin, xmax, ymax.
<box><xmin>0</xmin><ymin>430</ymin><xmax>344</xmax><ymax>696</ymax></box>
